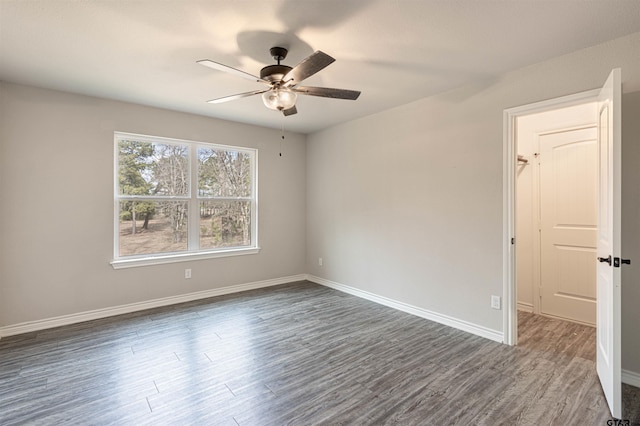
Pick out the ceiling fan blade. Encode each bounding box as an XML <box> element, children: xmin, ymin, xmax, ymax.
<box><xmin>197</xmin><ymin>59</ymin><xmax>270</xmax><ymax>85</ymax></box>
<box><xmin>206</xmin><ymin>89</ymin><xmax>268</xmax><ymax>104</ymax></box>
<box><xmin>283</xmin><ymin>51</ymin><xmax>335</xmax><ymax>86</ymax></box>
<box><xmin>293</xmin><ymin>86</ymin><xmax>361</xmax><ymax>100</ymax></box>
<box><xmin>282</xmin><ymin>105</ymin><xmax>297</xmax><ymax>116</ymax></box>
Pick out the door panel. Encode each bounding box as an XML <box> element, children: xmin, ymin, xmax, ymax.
<box><xmin>539</xmin><ymin>127</ymin><xmax>597</xmax><ymax>325</ymax></box>
<box><xmin>596</xmin><ymin>68</ymin><xmax>622</xmax><ymax>419</ymax></box>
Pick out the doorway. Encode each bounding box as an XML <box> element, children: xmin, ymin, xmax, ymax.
<box><xmin>503</xmin><ymin>69</ymin><xmax>623</xmax><ymax>418</ymax></box>
<box><xmin>515</xmin><ymin>102</ymin><xmax>598</xmax><ymax>326</ymax></box>
<box><xmin>501</xmin><ymin>88</ymin><xmax>601</xmax><ymax>346</ymax></box>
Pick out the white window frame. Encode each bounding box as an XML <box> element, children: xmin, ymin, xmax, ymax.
<box><xmin>111</xmin><ymin>132</ymin><xmax>259</xmax><ymax>269</ymax></box>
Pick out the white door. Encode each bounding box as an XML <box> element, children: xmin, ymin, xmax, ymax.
<box><xmin>596</xmin><ymin>68</ymin><xmax>622</xmax><ymax>418</ymax></box>
<box><xmin>539</xmin><ymin>127</ymin><xmax>598</xmax><ymax>325</ymax></box>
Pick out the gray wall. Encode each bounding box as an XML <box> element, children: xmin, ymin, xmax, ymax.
<box><xmin>306</xmin><ymin>32</ymin><xmax>640</xmax><ymax>374</ymax></box>
<box><xmin>0</xmin><ymin>82</ymin><xmax>307</xmax><ymax>326</ymax></box>
<box><xmin>622</xmin><ymin>91</ymin><xmax>640</xmax><ymax>377</ymax></box>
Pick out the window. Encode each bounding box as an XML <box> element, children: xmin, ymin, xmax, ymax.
<box><xmin>112</xmin><ymin>132</ymin><xmax>258</xmax><ymax>268</ymax></box>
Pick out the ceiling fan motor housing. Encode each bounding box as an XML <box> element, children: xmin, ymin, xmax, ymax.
<box><xmin>260</xmin><ymin>64</ymin><xmax>292</xmax><ymax>83</ymax></box>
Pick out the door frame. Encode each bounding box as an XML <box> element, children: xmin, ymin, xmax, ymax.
<box><xmin>502</xmin><ymin>89</ymin><xmax>600</xmax><ymax>345</ymax></box>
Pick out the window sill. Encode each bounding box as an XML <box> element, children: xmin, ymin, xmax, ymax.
<box><xmin>110</xmin><ymin>247</ymin><xmax>260</xmax><ymax>269</ymax></box>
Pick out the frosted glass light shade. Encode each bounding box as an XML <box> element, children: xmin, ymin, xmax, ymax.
<box><xmin>262</xmin><ymin>88</ymin><xmax>297</xmax><ymax>111</ymax></box>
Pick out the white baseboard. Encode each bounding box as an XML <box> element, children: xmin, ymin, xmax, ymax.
<box><xmin>517</xmin><ymin>302</ymin><xmax>534</xmax><ymax>313</ymax></box>
<box><xmin>307</xmin><ymin>275</ymin><xmax>504</xmax><ymax>343</ymax></box>
<box><xmin>0</xmin><ymin>274</ymin><xmax>307</xmax><ymax>339</ymax></box>
<box><xmin>623</xmin><ymin>369</ymin><xmax>640</xmax><ymax>388</ymax></box>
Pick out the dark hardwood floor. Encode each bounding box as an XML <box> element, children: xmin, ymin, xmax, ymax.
<box><xmin>1</xmin><ymin>281</ymin><xmax>638</xmax><ymax>425</ymax></box>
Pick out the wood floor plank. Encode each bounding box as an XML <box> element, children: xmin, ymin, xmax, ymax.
<box><xmin>1</xmin><ymin>281</ymin><xmax>638</xmax><ymax>425</ymax></box>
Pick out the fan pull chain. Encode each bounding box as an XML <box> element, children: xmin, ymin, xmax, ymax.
<box><xmin>280</xmin><ymin>115</ymin><xmax>285</xmax><ymax>157</ymax></box>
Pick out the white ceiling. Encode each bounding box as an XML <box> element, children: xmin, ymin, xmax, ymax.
<box><xmin>2</xmin><ymin>1</ymin><xmax>640</xmax><ymax>134</ymax></box>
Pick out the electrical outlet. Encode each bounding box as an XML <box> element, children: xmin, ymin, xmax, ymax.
<box><xmin>491</xmin><ymin>295</ymin><xmax>501</xmax><ymax>310</ymax></box>
<box><xmin>318</xmin><ymin>257</ymin><xmax>323</xmax><ymax>266</ymax></box>
<box><xmin>185</xmin><ymin>269</ymin><xmax>192</xmax><ymax>279</ymax></box>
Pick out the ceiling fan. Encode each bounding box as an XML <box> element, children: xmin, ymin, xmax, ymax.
<box><xmin>197</xmin><ymin>47</ymin><xmax>361</xmax><ymax>116</ymax></box>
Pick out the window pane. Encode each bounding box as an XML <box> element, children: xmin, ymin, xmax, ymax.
<box><xmin>119</xmin><ymin>200</ymin><xmax>188</xmax><ymax>256</ymax></box>
<box><xmin>199</xmin><ymin>200</ymin><xmax>251</xmax><ymax>249</ymax></box>
<box><xmin>118</xmin><ymin>140</ymin><xmax>189</xmax><ymax>197</ymax></box>
<box><xmin>198</xmin><ymin>148</ymin><xmax>252</xmax><ymax>197</ymax></box>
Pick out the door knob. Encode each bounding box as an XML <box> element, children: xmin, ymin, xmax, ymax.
<box><xmin>597</xmin><ymin>255</ymin><xmax>612</xmax><ymax>265</ymax></box>
<box><xmin>613</xmin><ymin>257</ymin><xmax>631</xmax><ymax>267</ymax></box>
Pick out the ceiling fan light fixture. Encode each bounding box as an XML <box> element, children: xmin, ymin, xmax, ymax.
<box><xmin>262</xmin><ymin>87</ymin><xmax>297</xmax><ymax>111</ymax></box>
